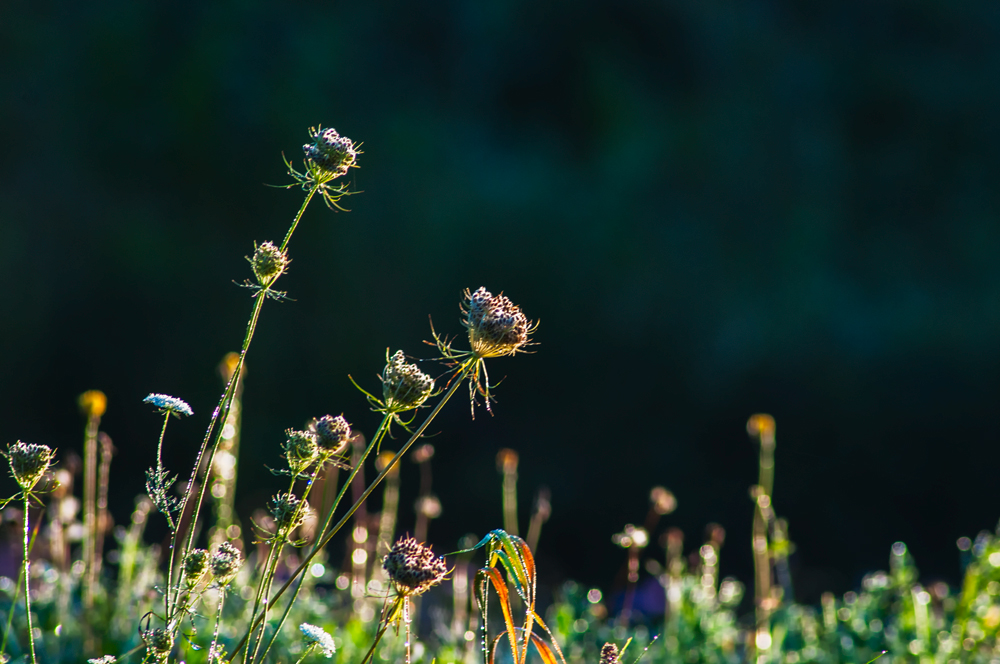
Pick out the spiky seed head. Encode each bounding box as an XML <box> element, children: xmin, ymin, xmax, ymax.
<box><xmin>383</xmin><ymin>536</ymin><xmax>448</xmax><ymax>596</ymax></box>
<box><xmin>600</xmin><ymin>643</ymin><xmax>620</xmax><ymax>664</ymax></box>
<box><xmin>143</xmin><ymin>393</ymin><xmax>193</xmax><ymax>418</ymax></box>
<box><xmin>79</xmin><ymin>390</ymin><xmax>107</xmax><ymax>418</ymax></box>
<box><xmin>182</xmin><ymin>548</ymin><xmax>210</xmax><ymax>586</ymax></box>
<box><xmin>283</xmin><ymin>429</ymin><xmax>319</xmax><ymax>474</ymax></box>
<box><xmin>269</xmin><ymin>492</ymin><xmax>310</xmax><ymax>531</ymax></box>
<box><xmin>309</xmin><ymin>414</ymin><xmax>352</xmax><ymax>455</ymax></box>
<box><xmin>248</xmin><ymin>241</ymin><xmax>289</xmax><ymax>285</ymax></box>
<box><xmin>210</xmin><ymin>541</ymin><xmax>243</xmax><ymax>585</ymax></box>
<box><xmin>5</xmin><ymin>441</ymin><xmax>54</xmax><ymax>492</ymax></box>
<box><xmin>143</xmin><ymin>628</ymin><xmax>172</xmax><ymax>659</ymax></box>
<box><xmin>303</xmin><ymin>126</ymin><xmax>358</xmax><ymax>179</ymax></box>
<box><xmin>462</xmin><ymin>287</ymin><xmax>534</xmax><ymax>358</ymax></box>
<box><xmin>382</xmin><ymin>350</ymin><xmax>434</xmax><ymax>413</ymax></box>
<box><xmin>300</xmin><ymin>623</ymin><xmax>336</xmax><ymax>658</ymax></box>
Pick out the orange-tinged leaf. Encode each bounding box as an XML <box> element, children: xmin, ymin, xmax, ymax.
<box><xmin>529</xmin><ymin>634</ymin><xmax>560</xmax><ymax>664</ymax></box>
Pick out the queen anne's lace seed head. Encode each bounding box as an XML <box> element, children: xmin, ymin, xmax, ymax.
<box><xmin>269</xmin><ymin>492</ymin><xmax>310</xmax><ymax>531</ymax></box>
<box><xmin>462</xmin><ymin>287</ymin><xmax>534</xmax><ymax>358</ymax></box>
<box><xmin>143</xmin><ymin>393</ymin><xmax>193</xmax><ymax>418</ymax></box>
<box><xmin>303</xmin><ymin>126</ymin><xmax>358</xmax><ymax>179</ymax></box>
<box><xmin>600</xmin><ymin>643</ymin><xmax>620</xmax><ymax>664</ymax></box>
<box><xmin>210</xmin><ymin>541</ymin><xmax>242</xmax><ymax>585</ymax></box>
<box><xmin>143</xmin><ymin>628</ymin><xmax>172</xmax><ymax>661</ymax></box>
<box><xmin>310</xmin><ymin>414</ymin><xmax>352</xmax><ymax>455</ymax></box>
<box><xmin>5</xmin><ymin>441</ymin><xmax>55</xmax><ymax>492</ymax></box>
<box><xmin>382</xmin><ymin>350</ymin><xmax>435</xmax><ymax>413</ymax></box>
<box><xmin>182</xmin><ymin>548</ymin><xmax>210</xmax><ymax>586</ymax></box>
<box><xmin>283</xmin><ymin>429</ymin><xmax>319</xmax><ymax>474</ymax></box>
<box><xmin>248</xmin><ymin>241</ymin><xmax>289</xmax><ymax>285</ymax></box>
<box><xmin>300</xmin><ymin>623</ymin><xmax>336</xmax><ymax>658</ymax></box>
<box><xmin>383</xmin><ymin>536</ymin><xmax>448</xmax><ymax>596</ymax></box>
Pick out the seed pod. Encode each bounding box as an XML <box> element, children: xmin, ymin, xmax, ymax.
<box><xmin>248</xmin><ymin>241</ymin><xmax>289</xmax><ymax>285</ymax></box>
<box><xmin>283</xmin><ymin>429</ymin><xmax>319</xmax><ymax>474</ymax></box>
<box><xmin>182</xmin><ymin>548</ymin><xmax>210</xmax><ymax>586</ymax></box>
<box><xmin>5</xmin><ymin>441</ymin><xmax>55</xmax><ymax>492</ymax></box>
<box><xmin>269</xmin><ymin>492</ymin><xmax>310</xmax><ymax>531</ymax></box>
<box><xmin>310</xmin><ymin>414</ymin><xmax>352</xmax><ymax>455</ymax></box>
<box><xmin>382</xmin><ymin>350</ymin><xmax>434</xmax><ymax>413</ymax></box>
<box><xmin>462</xmin><ymin>287</ymin><xmax>534</xmax><ymax>358</ymax></box>
<box><xmin>210</xmin><ymin>541</ymin><xmax>243</xmax><ymax>586</ymax></box>
<box><xmin>383</xmin><ymin>536</ymin><xmax>448</xmax><ymax>596</ymax></box>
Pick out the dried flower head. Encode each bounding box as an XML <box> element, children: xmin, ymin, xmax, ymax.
<box><xmin>303</xmin><ymin>126</ymin><xmax>358</xmax><ymax>179</ymax></box>
<box><xmin>283</xmin><ymin>429</ymin><xmax>319</xmax><ymax>474</ymax></box>
<box><xmin>79</xmin><ymin>390</ymin><xmax>107</xmax><ymax>418</ymax></box>
<box><xmin>5</xmin><ymin>441</ymin><xmax>55</xmax><ymax>492</ymax></box>
<box><xmin>210</xmin><ymin>541</ymin><xmax>242</xmax><ymax>585</ymax></box>
<box><xmin>383</xmin><ymin>536</ymin><xmax>448</xmax><ymax>596</ymax></box>
<box><xmin>143</xmin><ymin>394</ymin><xmax>193</xmax><ymax>418</ymax></box>
<box><xmin>382</xmin><ymin>350</ymin><xmax>435</xmax><ymax>413</ymax></box>
<box><xmin>600</xmin><ymin>643</ymin><xmax>620</xmax><ymax>664</ymax></box>
<box><xmin>463</xmin><ymin>287</ymin><xmax>534</xmax><ymax>358</ymax></box>
<box><xmin>300</xmin><ymin>623</ymin><xmax>336</xmax><ymax>658</ymax></box>
<box><xmin>309</xmin><ymin>414</ymin><xmax>352</xmax><ymax>455</ymax></box>
<box><xmin>142</xmin><ymin>628</ymin><xmax>172</xmax><ymax>660</ymax></box>
<box><xmin>269</xmin><ymin>492</ymin><xmax>310</xmax><ymax>531</ymax></box>
<box><xmin>182</xmin><ymin>548</ymin><xmax>210</xmax><ymax>586</ymax></box>
<box><xmin>248</xmin><ymin>241</ymin><xmax>289</xmax><ymax>285</ymax></box>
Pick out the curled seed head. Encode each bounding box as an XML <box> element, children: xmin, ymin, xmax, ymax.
<box><xmin>283</xmin><ymin>429</ymin><xmax>319</xmax><ymax>474</ymax></box>
<box><xmin>382</xmin><ymin>350</ymin><xmax>434</xmax><ymax>413</ymax></box>
<box><xmin>309</xmin><ymin>414</ymin><xmax>352</xmax><ymax>455</ymax></box>
<box><xmin>182</xmin><ymin>548</ymin><xmax>210</xmax><ymax>586</ymax></box>
<box><xmin>462</xmin><ymin>287</ymin><xmax>534</xmax><ymax>358</ymax></box>
<box><xmin>143</xmin><ymin>628</ymin><xmax>173</xmax><ymax>659</ymax></box>
<box><xmin>300</xmin><ymin>623</ymin><xmax>336</xmax><ymax>658</ymax></box>
<box><xmin>303</xmin><ymin>126</ymin><xmax>358</xmax><ymax>179</ymax></box>
<box><xmin>79</xmin><ymin>390</ymin><xmax>107</xmax><ymax>418</ymax></box>
<box><xmin>248</xmin><ymin>241</ymin><xmax>289</xmax><ymax>285</ymax></box>
<box><xmin>269</xmin><ymin>492</ymin><xmax>310</xmax><ymax>531</ymax></box>
<box><xmin>210</xmin><ymin>541</ymin><xmax>243</xmax><ymax>585</ymax></box>
<box><xmin>143</xmin><ymin>393</ymin><xmax>193</xmax><ymax>418</ymax></box>
<box><xmin>383</xmin><ymin>536</ymin><xmax>448</xmax><ymax>596</ymax></box>
<box><xmin>600</xmin><ymin>643</ymin><xmax>620</xmax><ymax>664</ymax></box>
<box><xmin>5</xmin><ymin>441</ymin><xmax>55</xmax><ymax>492</ymax></box>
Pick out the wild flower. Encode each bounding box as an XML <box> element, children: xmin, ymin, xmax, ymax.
<box><xmin>284</xmin><ymin>125</ymin><xmax>361</xmax><ymax>210</ymax></box>
<box><xmin>383</xmin><ymin>536</ymin><xmax>448</xmax><ymax>597</ymax></box>
<box><xmin>269</xmin><ymin>492</ymin><xmax>310</xmax><ymax>532</ymax></box>
<box><xmin>309</xmin><ymin>414</ymin><xmax>352</xmax><ymax>455</ymax></box>
<box><xmin>143</xmin><ymin>393</ymin><xmax>193</xmax><ymax>418</ymax></box>
<box><xmin>4</xmin><ymin>441</ymin><xmax>54</xmax><ymax>492</ymax></box>
<box><xmin>210</xmin><ymin>541</ymin><xmax>242</xmax><ymax>586</ymax></box>
<box><xmin>284</xmin><ymin>428</ymin><xmax>320</xmax><ymax>475</ymax></box>
<box><xmin>182</xmin><ymin>548</ymin><xmax>210</xmax><ymax>586</ymax></box>
<box><xmin>248</xmin><ymin>240</ymin><xmax>289</xmax><ymax>285</ymax></box>
<box><xmin>600</xmin><ymin>643</ymin><xmax>620</xmax><ymax>664</ymax></box>
<box><xmin>142</xmin><ymin>627</ymin><xmax>173</xmax><ymax>661</ymax></box>
<box><xmin>87</xmin><ymin>657</ymin><xmax>117</xmax><ymax>664</ymax></box>
<box><xmin>382</xmin><ymin>350</ymin><xmax>435</xmax><ymax>413</ymax></box>
<box><xmin>299</xmin><ymin>623</ymin><xmax>336</xmax><ymax>658</ymax></box>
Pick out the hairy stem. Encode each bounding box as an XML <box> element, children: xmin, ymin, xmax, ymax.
<box><xmin>23</xmin><ymin>494</ymin><xmax>37</xmax><ymax>664</ymax></box>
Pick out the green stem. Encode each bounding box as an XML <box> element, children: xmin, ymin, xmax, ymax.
<box><xmin>208</xmin><ymin>588</ymin><xmax>227</xmax><ymax>663</ymax></box>
<box><xmin>23</xmin><ymin>494</ymin><xmax>36</xmax><ymax>664</ymax></box>
<box><xmin>292</xmin><ymin>643</ymin><xmax>317</xmax><ymax>664</ymax></box>
<box><xmin>230</xmin><ymin>361</ymin><xmax>474</xmax><ymax>663</ymax></box>
<box><xmin>167</xmin><ymin>185</ymin><xmax>318</xmax><ymax>624</ymax></box>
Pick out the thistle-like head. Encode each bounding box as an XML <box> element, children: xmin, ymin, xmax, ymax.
<box><xmin>383</xmin><ymin>536</ymin><xmax>448</xmax><ymax>596</ymax></box>
<box><xmin>269</xmin><ymin>492</ymin><xmax>310</xmax><ymax>532</ymax></box>
<box><xmin>5</xmin><ymin>441</ymin><xmax>55</xmax><ymax>492</ymax></box>
<box><xmin>142</xmin><ymin>628</ymin><xmax>173</xmax><ymax>661</ymax></box>
<box><xmin>309</xmin><ymin>414</ymin><xmax>352</xmax><ymax>456</ymax></box>
<box><xmin>210</xmin><ymin>541</ymin><xmax>243</xmax><ymax>586</ymax></box>
<box><xmin>303</xmin><ymin>126</ymin><xmax>358</xmax><ymax>180</ymax></box>
<box><xmin>248</xmin><ymin>241</ymin><xmax>289</xmax><ymax>285</ymax></box>
<box><xmin>462</xmin><ymin>287</ymin><xmax>535</xmax><ymax>358</ymax></box>
<box><xmin>382</xmin><ymin>350</ymin><xmax>435</xmax><ymax>413</ymax></box>
<box><xmin>182</xmin><ymin>548</ymin><xmax>210</xmax><ymax>586</ymax></box>
<box><xmin>283</xmin><ymin>429</ymin><xmax>319</xmax><ymax>475</ymax></box>
<box><xmin>600</xmin><ymin>643</ymin><xmax>620</xmax><ymax>664</ymax></box>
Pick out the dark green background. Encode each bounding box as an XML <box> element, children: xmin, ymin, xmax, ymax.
<box><xmin>3</xmin><ymin>0</ymin><xmax>999</xmax><ymax>606</ymax></box>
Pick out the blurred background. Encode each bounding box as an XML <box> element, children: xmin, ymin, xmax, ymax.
<box><xmin>3</xmin><ymin>0</ymin><xmax>999</xmax><ymax>608</ymax></box>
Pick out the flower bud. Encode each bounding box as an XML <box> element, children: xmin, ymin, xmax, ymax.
<box><xmin>462</xmin><ymin>287</ymin><xmax>534</xmax><ymax>358</ymax></box>
<box><xmin>5</xmin><ymin>441</ymin><xmax>55</xmax><ymax>492</ymax></box>
<box><xmin>248</xmin><ymin>241</ymin><xmax>289</xmax><ymax>285</ymax></box>
<box><xmin>210</xmin><ymin>541</ymin><xmax>242</xmax><ymax>586</ymax></box>
<box><xmin>283</xmin><ymin>429</ymin><xmax>319</xmax><ymax>474</ymax></box>
<box><xmin>269</xmin><ymin>492</ymin><xmax>310</xmax><ymax>531</ymax></box>
<box><xmin>182</xmin><ymin>548</ymin><xmax>210</xmax><ymax>586</ymax></box>
<box><xmin>383</xmin><ymin>536</ymin><xmax>448</xmax><ymax>596</ymax></box>
<box><xmin>600</xmin><ymin>643</ymin><xmax>620</xmax><ymax>664</ymax></box>
<box><xmin>309</xmin><ymin>414</ymin><xmax>351</xmax><ymax>455</ymax></box>
<box><xmin>382</xmin><ymin>350</ymin><xmax>434</xmax><ymax>413</ymax></box>
<box><xmin>303</xmin><ymin>126</ymin><xmax>357</xmax><ymax>179</ymax></box>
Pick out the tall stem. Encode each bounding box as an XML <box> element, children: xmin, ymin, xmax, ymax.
<box><xmin>167</xmin><ymin>186</ymin><xmax>318</xmax><ymax>623</ymax></box>
<box><xmin>230</xmin><ymin>361</ymin><xmax>474</xmax><ymax>663</ymax></box>
<box><xmin>23</xmin><ymin>494</ymin><xmax>37</xmax><ymax>664</ymax></box>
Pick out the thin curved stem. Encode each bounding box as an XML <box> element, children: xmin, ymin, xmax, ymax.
<box><xmin>229</xmin><ymin>360</ymin><xmax>473</xmax><ymax>663</ymax></box>
<box><xmin>23</xmin><ymin>494</ymin><xmax>36</xmax><ymax>664</ymax></box>
<box><xmin>167</xmin><ymin>185</ymin><xmax>318</xmax><ymax>624</ymax></box>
